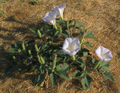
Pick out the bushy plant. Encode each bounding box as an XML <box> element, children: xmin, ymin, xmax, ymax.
<box><xmin>4</xmin><ymin>4</ymin><xmax>114</xmax><ymax>90</ymax></box>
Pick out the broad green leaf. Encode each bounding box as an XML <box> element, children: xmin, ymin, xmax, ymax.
<box><xmin>81</xmin><ymin>75</ymin><xmax>92</xmax><ymax>90</ymax></box>
<box><xmin>85</xmin><ymin>30</ymin><xmax>97</xmax><ymax>40</ymax></box>
<box><xmin>100</xmin><ymin>61</ymin><xmax>109</xmax><ymax>71</ymax></box>
<box><xmin>83</xmin><ymin>42</ymin><xmax>93</xmax><ymax>49</ymax></box>
<box><xmin>50</xmin><ymin>73</ymin><xmax>56</xmax><ymax>85</ymax></box>
<box><xmin>100</xmin><ymin>61</ymin><xmax>109</xmax><ymax>67</ymax></box>
<box><xmin>100</xmin><ymin>66</ymin><xmax>109</xmax><ymax>71</ymax></box>
<box><xmin>55</xmin><ymin>63</ymin><xmax>69</xmax><ymax>79</ymax></box>
<box><xmin>103</xmin><ymin>72</ymin><xmax>114</xmax><ymax>82</ymax></box>
<box><xmin>56</xmin><ymin>63</ymin><xmax>69</xmax><ymax>72</ymax></box>
<box><xmin>55</xmin><ymin>70</ymin><xmax>69</xmax><ymax>80</ymax></box>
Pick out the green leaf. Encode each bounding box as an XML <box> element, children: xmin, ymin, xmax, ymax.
<box><xmin>103</xmin><ymin>72</ymin><xmax>114</xmax><ymax>82</ymax></box>
<box><xmin>83</xmin><ymin>52</ymin><xmax>89</xmax><ymax>57</ymax></box>
<box><xmin>55</xmin><ymin>63</ymin><xmax>69</xmax><ymax>79</ymax></box>
<box><xmin>68</xmin><ymin>19</ymin><xmax>76</xmax><ymax>29</ymax></box>
<box><xmin>80</xmin><ymin>63</ymin><xmax>85</xmax><ymax>69</ymax></box>
<box><xmin>40</xmin><ymin>56</ymin><xmax>45</xmax><ymax>64</ymax></box>
<box><xmin>100</xmin><ymin>61</ymin><xmax>109</xmax><ymax>67</ymax></box>
<box><xmin>50</xmin><ymin>73</ymin><xmax>56</xmax><ymax>85</ymax></box>
<box><xmin>29</xmin><ymin>0</ymin><xmax>38</xmax><ymax>5</ymax></box>
<box><xmin>29</xmin><ymin>28</ymin><xmax>37</xmax><ymax>34</ymax></box>
<box><xmin>92</xmin><ymin>58</ymin><xmax>98</xmax><ymax>64</ymax></box>
<box><xmin>55</xmin><ymin>70</ymin><xmax>69</xmax><ymax>80</ymax></box>
<box><xmin>35</xmin><ymin>72</ymin><xmax>45</xmax><ymax>86</ymax></box>
<box><xmin>56</xmin><ymin>19</ymin><xmax>65</xmax><ymax>24</ymax></box>
<box><xmin>66</xmin><ymin>20</ymin><xmax>69</xmax><ymax>29</ymax></box>
<box><xmin>54</xmin><ymin>31</ymin><xmax>59</xmax><ymax>36</ymax></box>
<box><xmin>76</xmin><ymin>23</ymin><xmax>84</xmax><ymax>29</ymax></box>
<box><xmin>56</xmin><ymin>63</ymin><xmax>69</xmax><ymax>72</ymax></box>
<box><xmin>100</xmin><ymin>61</ymin><xmax>109</xmax><ymax>71</ymax></box>
<box><xmin>81</xmin><ymin>75</ymin><xmax>92</xmax><ymax>90</ymax></box>
<box><xmin>37</xmin><ymin>30</ymin><xmax>42</xmax><ymax>38</ymax></box>
<box><xmin>62</xmin><ymin>33</ymin><xmax>69</xmax><ymax>38</ymax></box>
<box><xmin>72</xmin><ymin>70</ymin><xmax>85</xmax><ymax>78</ymax></box>
<box><xmin>85</xmin><ymin>30</ymin><xmax>97</xmax><ymax>40</ymax></box>
<box><xmin>72</xmin><ymin>19</ymin><xmax>76</xmax><ymax>28</ymax></box>
<box><xmin>8</xmin><ymin>48</ymin><xmax>18</xmax><ymax>53</ymax></box>
<box><xmin>83</xmin><ymin>42</ymin><xmax>93</xmax><ymax>49</ymax></box>
<box><xmin>72</xmin><ymin>70</ymin><xmax>80</xmax><ymax>77</ymax></box>
<box><xmin>100</xmin><ymin>66</ymin><xmax>109</xmax><ymax>71</ymax></box>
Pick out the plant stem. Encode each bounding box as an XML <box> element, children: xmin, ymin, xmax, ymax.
<box><xmin>53</xmin><ymin>25</ymin><xmax>57</xmax><ymax>30</ymax></box>
<box><xmin>28</xmin><ymin>50</ymin><xmax>32</xmax><ymax>55</ymax></box>
<box><xmin>37</xmin><ymin>30</ymin><xmax>42</xmax><ymax>38</ymax></box>
<box><xmin>37</xmin><ymin>55</ymin><xmax>45</xmax><ymax>64</ymax></box>
<box><xmin>61</xmin><ymin>17</ymin><xmax>64</xmax><ymax>20</ymax></box>
<box><xmin>35</xmin><ymin>44</ymin><xmax>39</xmax><ymax>52</ymax></box>
<box><xmin>80</xmin><ymin>32</ymin><xmax>86</xmax><ymax>50</ymax></box>
<box><xmin>72</xmin><ymin>55</ymin><xmax>76</xmax><ymax>61</ymax></box>
<box><xmin>80</xmin><ymin>33</ymin><xmax>85</xmax><ymax>45</ymax></box>
<box><xmin>94</xmin><ymin>61</ymin><xmax>101</xmax><ymax>69</ymax></box>
<box><xmin>22</xmin><ymin>42</ymin><xmax>26</xmax><ymax>51</ymax></box>
<box><xmin>52</xmin><ymin>54</ymin><xmax>57</xmax><ymax>72</ymax></box>
<box><xmin>12</xmin><ymin>56</ymin><xmax>16</xmax><ymax>60</ymax></box>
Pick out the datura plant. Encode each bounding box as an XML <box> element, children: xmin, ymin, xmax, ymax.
<box><xmin>4</xmin><ymin>4</ymin><xmax>114</xmax><ymax>91</ymax></box>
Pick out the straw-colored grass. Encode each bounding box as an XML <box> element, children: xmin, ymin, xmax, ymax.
<box><xmin>0</xmin><ymin>0</ymin><xmax>120</xmax><ymax>93</ymax></box>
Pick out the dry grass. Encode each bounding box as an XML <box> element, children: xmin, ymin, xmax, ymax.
<box><xmin>0</xmin><ymin>0</ymin><xmax>120</xmax><ymax>93</ymax></box>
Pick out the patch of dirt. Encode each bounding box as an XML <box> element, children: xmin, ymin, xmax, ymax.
<box><xmin>0</xmin><ymin>0</ymin><xmax>120</xmax><ymax>93</ymax></box>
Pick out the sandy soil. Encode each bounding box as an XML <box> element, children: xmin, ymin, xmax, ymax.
<box><xmin>0</xmin><ymin>0</ymin><xmax>120</xmax><ymax>93</ymax></box>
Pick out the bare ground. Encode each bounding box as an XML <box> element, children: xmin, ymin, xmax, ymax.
<box><xmin>0</xmin><ymin>0</ymin><xmax>120</xmax><ymax>93</ymax></box>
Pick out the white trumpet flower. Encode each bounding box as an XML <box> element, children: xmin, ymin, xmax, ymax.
<box><xmin>95</xmin><ymin>46</ymin><xmax>112</xmax><ymax>61</ymax></box>
<box><xmin>43</xmin><ymin>11</ymin><xmax>57</xmax><ymax>25</ymax></box>
<box><xmin>52</xmin><ymin>4</ymin><xmax>66</xmax><ymax>20</ymax></box>
<box><xmin>62</xmin><ymin>38</ymin><xmax>80</xmax><ymax>56</ymax></box>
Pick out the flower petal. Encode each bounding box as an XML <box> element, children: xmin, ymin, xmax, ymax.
<box><xmin>104</xmin><ymin>51</ymin><xmax>113</xmax><ymax>61</ymax></box>
<box><xmin>95</xmin><ymin>46</ymin><xmax>103</xmax><ymax>60</ymax></box>
<box><xmin>62</xmin><ymin>37</ymin><xmax>80</xmax><ymax>56</ymax></box>
<box><xmin>52</xmin><ymin>4</ymin><xmax>66</xmax><ymax>19</ymax></box>
<box><xmin>43</xmin><ymin>11</ymin><xmax>57</xmax><ymax>25</ymax></box>
<box><xmin>95</xmin><ymin>46</ymin><xmax>112</xmax><ymax>61</ymax></box>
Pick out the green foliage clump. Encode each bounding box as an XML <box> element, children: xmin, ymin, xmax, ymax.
<box><xmin>28</xmin><ymin>0</ymin><xmax>39</xmax><ymax>5</ymax></box>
